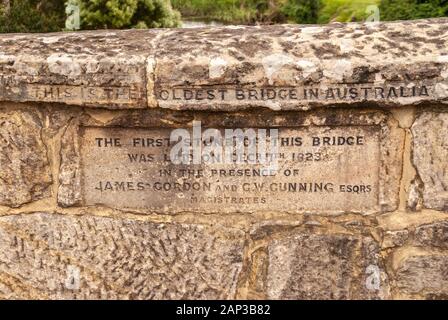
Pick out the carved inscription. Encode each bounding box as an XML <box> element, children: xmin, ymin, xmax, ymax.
<box><xmin>156</xmin><ymin>84</ymin><xmax>430</xmax><ymax>104</ymax></box>
<box><xmin>81</xmin><ymin>126</ymin><xmax>381</xmax><ymax>213</ymax></box>
<box><xmin>0</xmin><ymin>76</ymin><xmax>144</xmax><ymax>106</ymax></box>
<box><xmin>30</xmin><ymin>85</ymin><xmax>142</xmax><ymax>104</ymax></box>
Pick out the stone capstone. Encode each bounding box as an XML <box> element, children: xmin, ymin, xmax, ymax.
<box><xmin>0</xmin><ymin>19</ymin><xmax>447</xmax><ymax>111</ymax></box>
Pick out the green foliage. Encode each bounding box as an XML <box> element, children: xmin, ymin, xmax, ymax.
<box><xmin>1</xmin><ymin>0</ymin><xmax>448</xmax><ymax>34</ymax></box>
<box><xmin>170</xmin><ymin>0</ymin><xmax>383</xmax><ymax>24</ymax></box>
<box><xmin>78</xmin><ymin>0</ymin><xmax>181</xmax><ymax>29</ymax></box>
<box><xmin>0</xmin><ymin>0</ymin><xmax>180</xmax><ymax>33</ymax></box>
<box><xmin>79</xmin><ymin>0</ymin><xmax>137</xmax><ymax>28</ymax></box>
<box><xmin>281</xmin><ymin>0</ymin><xmax>320</xmax><ymax>24</ymax></box>
<box><xmin>0</xmin><ymin>0</ymin><xmax>66</xmax><ymax>33</ymax></box>
<box><xmin>131</xmin><ymin>0</ymin><xmax>182</xmax><ymax>27</ymax></box>
<box><xmin>379</xmin><ymin>0</ymin><xmax>448</xmax><ymax>21</ymax></box>
<box><xmin>171</xmin><ymin>0</ymin><xmax>287</xmax><ymax>23</ymax></box>
<box><xmin>171</xmin><ymin>0</ymin><xmax>447</xmax><ymax>24</ymax></box>
<box><xmin>318</xmin><ymin>0</ymin><xmax>379</xmax><ymax>23</ymax></box>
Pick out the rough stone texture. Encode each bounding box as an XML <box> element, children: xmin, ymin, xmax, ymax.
<box><xmin>154</xmin><ymin>19</ymin><xmax>448</xmax><ymax>110</ymax></box>
<box><xmin>0</xmin><ymin>19</ymin><xmax>447</xmax><ymax>300</ymax></box>
<box><xmin>0</xmin><ymin>30</ymin><xmax>158</xmax><ymax>108</ymax></box>
<box><xmin>411</xmin><ymin>112</ymin><xmax>448</xmax><ymax>211</ymax></box>
<box><xmin>0</xmin><ymin>213</ymin><xmax>245</xmax><ymax>299</ymax></box>
<box><xmin>414</xmin><ymin>221</ymin><xmax>448</xmax><ymax>249</ymax></box>
<box><xmin>57</xmin><ymin>118</ymin><xmax>82</xmax><ymax>207</ymax></box>
<box><xmin>0</xmin><ymin>19</ymin><xmax>448</xmax><ymax>110</ymax></box>
<box><xmin>395</xmin><ymin>255</ymin><xmax>448</xmax><ymax>298</ymax></box>
<box><xmin>0</xmin><ymin>107</ymin><xmax>51</xmax><ymax>207</ymax></box>
<box><xmin>265</xmin><ymin>232</ymin><xmax>389</xmax><ymax>300</ymax></box>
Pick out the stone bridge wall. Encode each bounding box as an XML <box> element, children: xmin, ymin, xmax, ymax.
<box><xmin>0</xmin><ymin>18</ymin><xmax>447</xmax><ymax>299</ymax></box>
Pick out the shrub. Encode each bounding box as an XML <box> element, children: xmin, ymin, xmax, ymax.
<box><xmin>0</xmin><ymin>0</ymin><xmax>65</xmax><ymax>33</ymax></box>
<box><xmin>379</xmin><ymin>0</ymin><xmax>447</xmax><ymax>21</ymax></box>
<box><xmin>79</xmin><ymin>0</ymin><xmax>181</xmax><ymax>29</ymax></box>
<box><xmin>0</xmin><ymin>0</ymin><xmax>181</xmax><ymax>33</ymax></box>
<box><xmin>282</xmin><ymin>0</ymin><xmax>320</xmax><ymax>24</ymax></box>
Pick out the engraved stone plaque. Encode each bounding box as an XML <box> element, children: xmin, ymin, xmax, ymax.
<box><xmin>81</xmin><ymin>125</ymin><xmax>380</xmax><ymax>214</ymax></box>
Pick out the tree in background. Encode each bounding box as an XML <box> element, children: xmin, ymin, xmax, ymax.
<box><xmin>0</xmin><ymin>0</ymin><xmax>66</xmax><ymax>33</ymax></box>
<box><xmin>171</xmin><ymin>0</ymin><xmax>288</xmax><ymax>24</ymax></box>
<box><xmin>282</xmin><ymin>0</ymin><xmax>320</xmax><ymax>23</ymax></box>
<box><xmin>132</xmin><ymin>0</ymin><xmax>182</xmax><ymax>27</ymax></box>
<box><xmin>379</xmin><ymin>0</ymin><xmax>448</xmax><ymax>21</ymax></box>
<box><xmin>1</xmin><ymin>0</ymin><xmax>10</xmax><ymax>12</ymax></box>
<box><xmin>1</xmin><ymin>0</ymin><xmax>448</xmax><ymax>33</ymax></box>
<box><xmin>80</xmin><ymin>0</ymin><xmax>136</xmax><ymax>29</ymax></box>
<box><xmin>78</xmin><ymin>0</ymin><xmax>181</xmax><ymax>29</ymax></box>
<box><xmin>316</xmin><ymin>0</ymin><xmax>380</xmax><ymax>23</ymax></box>
<box><xmin>0</xmin><ymin>0</ymin><xmax>181</xmax><ymax>33</ymax></box>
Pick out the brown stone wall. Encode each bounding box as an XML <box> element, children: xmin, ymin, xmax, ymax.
<box><xmin>0</xmin><ymin>103</ymin><xmax>446</xmax><ymax>300</ymax></box>
<box><xmin>0</xmin><ymin>19</ymin><xmax>447</xmax><ymax>300</ymax></box>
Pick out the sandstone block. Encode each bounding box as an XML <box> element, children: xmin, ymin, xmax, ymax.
<box><xmin>414</xmin><ymin>221</ymin><xmax>448</xmax><ymax>249</ymax></box>
<box><xmin>0</xmin><ymin>107</ymin><xmax>51</xmax><ymax>207</ymax></box>
<box><xmin>265</xmin><ymin>232</ymin><xmax>389</xmax><ymax>299</ymax></box>
<box><xmin>395</xmin><ymin>255</ymin><xmax>448</xmax><ymax>298</ymax></box>
<box><xmin>0</xmin><ymin>30</ymin><xmax>157</xmax><ymax>108</ymax></box>
<box><xmin>57</xmin><ymin>109</ymin><xmax>403</xmax><ymax>215</ymax></box>
<box><xmin>1</xmin><ymin>20</ymin><xmax>448</xmax><ymax>111</ymax></box>
<box><xmin>0</xmin><ymin>213</ymin><xmax>245</xmax><ymax>299</ymax></box>
<box><xmin>155</xmin><ymin>19</ymin><xmax>448</xmax><ymax>111</ymax></box>
<box><xmin>411</xmin><ymin>112</ymin><xmax>448</xmax><ymax>211</ymax></box>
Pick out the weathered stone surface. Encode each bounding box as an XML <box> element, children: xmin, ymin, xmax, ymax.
<box><xmin>1</xmin><ymin>19</ymin><xmax>448</xmax><ymax>110</ymax></box>
<box><xmin>395</xmin><ymin>255</ymin><xmax>448</xmax><ymax>298</ymax></box>
<box><xmin>58</xmin><ymin>109</ymin><xmax>403</xmax><ymax>214</ymax></box>
<box><xmin>415</xmin><ymin>221</ymin><xmax>448</xmax><ymax>249</ymax></box>
<box><xmin>0</xmin><ymin>30</ymin><xmax>158</xmax><ymax>108</ymax></box>
<box><xmin>411</xmin><ymin>112</ymin><xmax>448</xmax><ymax>211</ymax></box>
<box><xmin>155</xmin><ymin>19</ymin><xmax>448</xmax><ymax>111</ymax></box>
<box><xmin>0</xmin><ymin>213</ymin><xmax>245</xmax><ymax>299</ymax></box>
<box><xmin>0</xmin><ymin>106</ymin><xmax>51</xmax><ymax>207</ymax></box>
<box><xmin>58</xmin><ymin>118</ymin><xmax>82</xmax><ymax>207</ymax></box>
<box><xmin>388</xmin><ymin>221</ymin><xmax>448</xmax><ymax>298</ymax></box>
<box><xmin>82</xmin><ymin>126</ymin><xmax>380</xmax><ymax>213</ymax></box>
<box><xmin>265</xmin><ymin>232</ymin><xmax>389</xmax><ymax>299</ymax></box>
<box><xmin>1</xmin><ymin>19</ymin><xmax>447</xmax><ymax>301</ymax></box>
<box><xmin>382</xmin><ymin>230</ymin><xmax>410</xmax><ymax>249</ymax></box>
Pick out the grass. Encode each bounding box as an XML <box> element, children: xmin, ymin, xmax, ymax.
<box><xmin>319</xmin><ymin>0</ymin><xmax>380</xmax><ymax>23</ymax></box>
<box><xmin>171</xmin><ymin>0</ymin><xmax>287</xmax><ymax>23</ymax></box>
<box><xmin>171</xmin><ymin>0</ymin><xmax>382</xmax><ymax>24</ymax></box>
